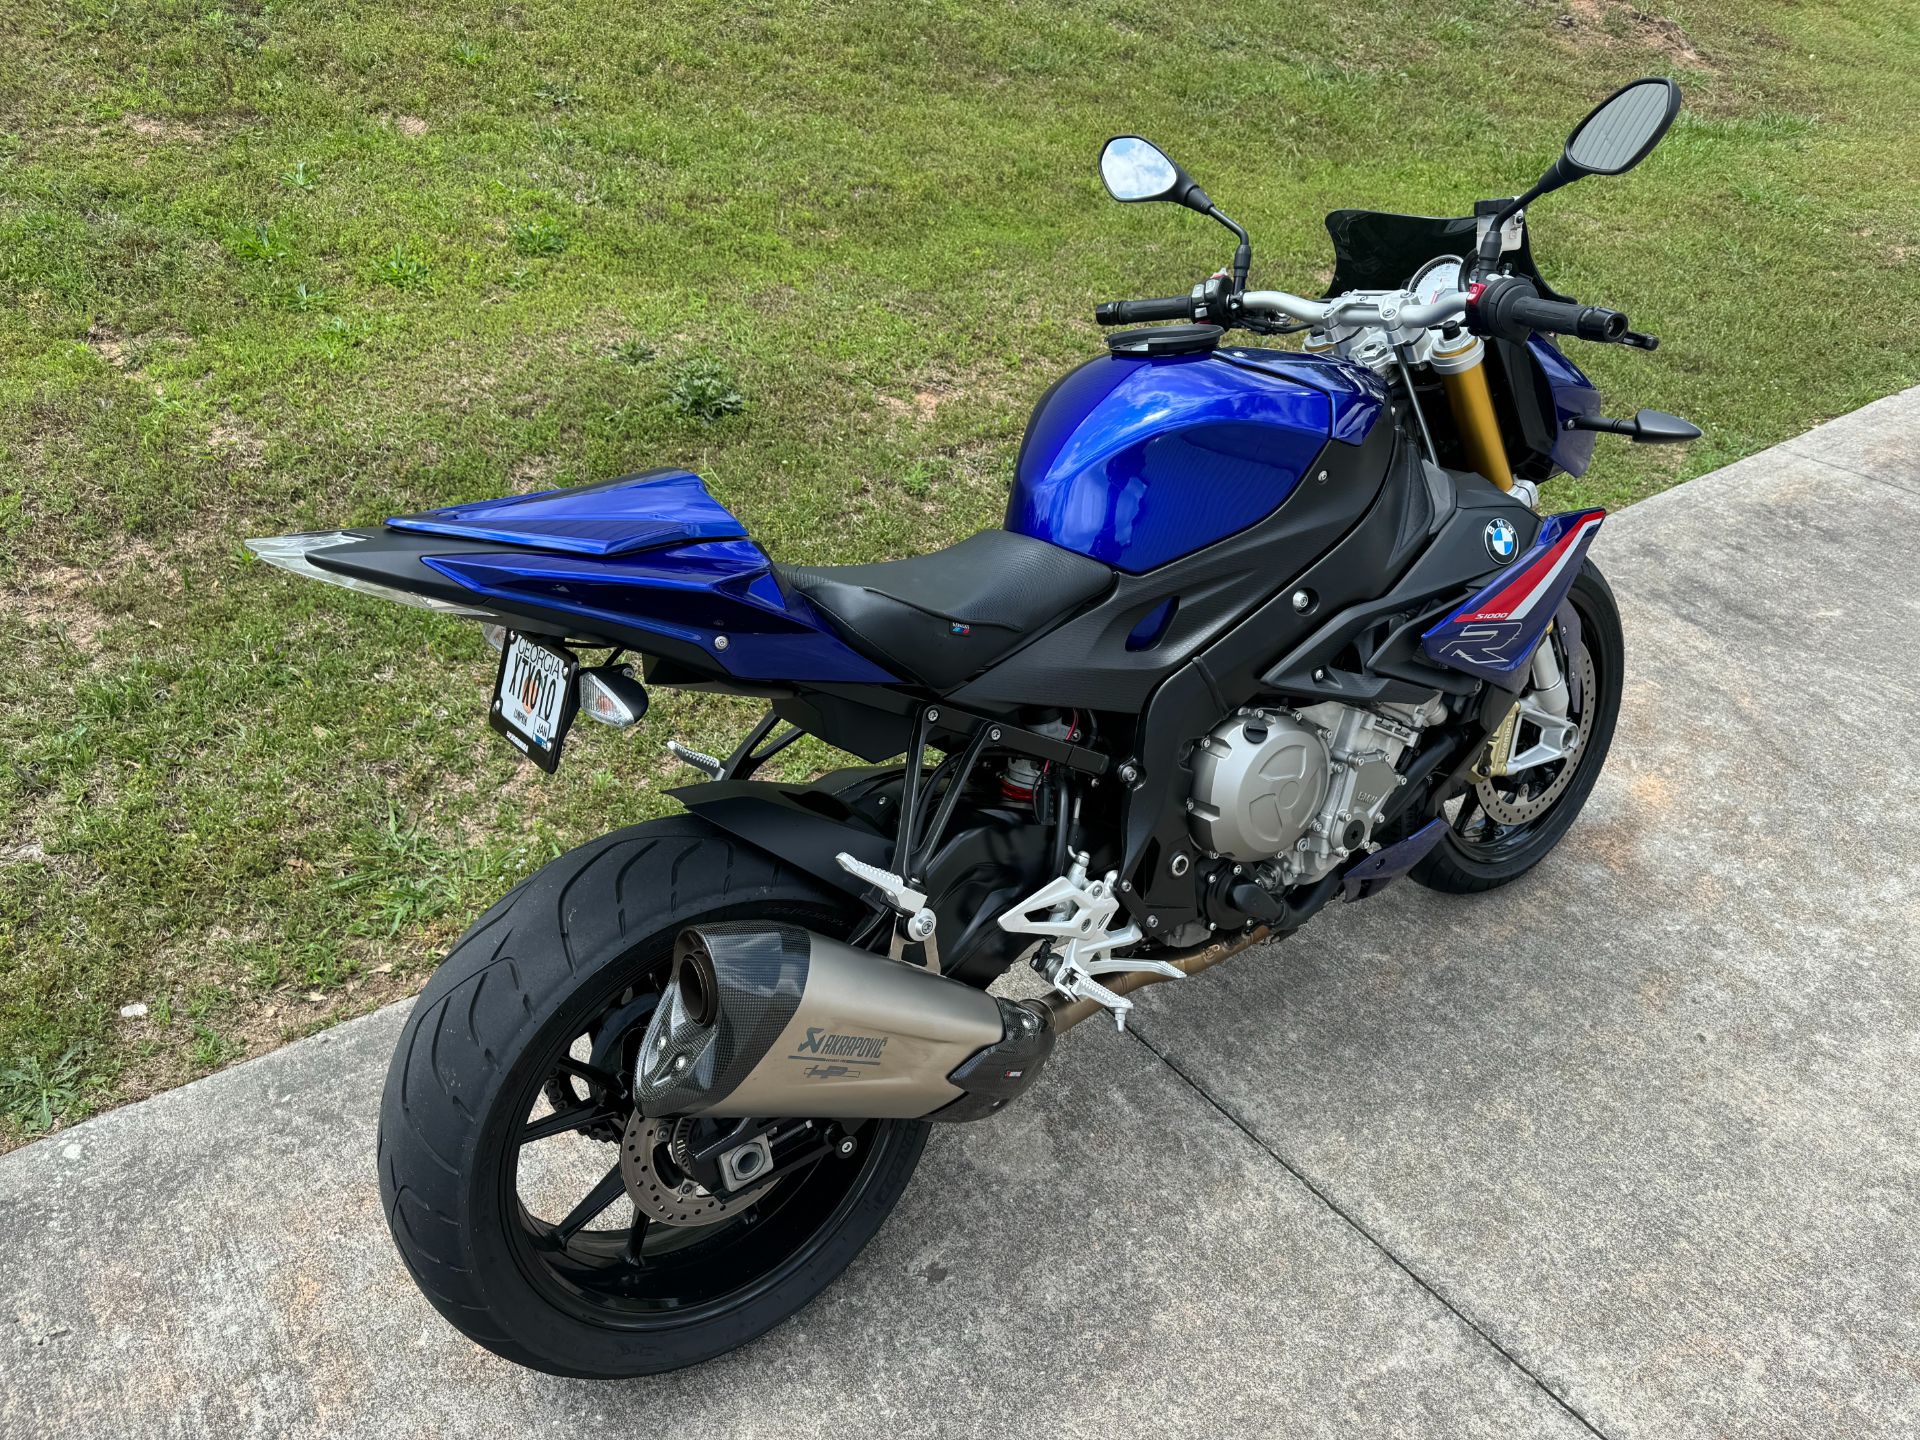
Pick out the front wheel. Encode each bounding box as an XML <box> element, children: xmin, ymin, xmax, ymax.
<box><xmin>1411</xmin><ymin>561</ymin><xmax>1624</xmax><ymax>893</ymax></box>
<box><xmin>377</xmin><ymin>817</ymin><xmax>929</xmax><ymax>1377</ymax></box>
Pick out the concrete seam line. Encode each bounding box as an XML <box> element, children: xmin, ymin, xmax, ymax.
<box><xmin>1778</xmin><ymin>445</ymin><xmax>1920</xmax><ymax>497</ymax></box>
<box><xmin>1121</xmin><ymin>1023</ymin><xmax>1614</xmax><ymax>1440</ymax></box>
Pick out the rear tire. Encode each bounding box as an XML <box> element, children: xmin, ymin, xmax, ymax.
<box><xmin>377</xmin><ymin>816</ymin><xmax>929</xmax><ymax>1377</ymax></box>
<box><xmin>1411</xmin><ymin>562</ymin><xmax>1623</xmax><ymax>894</ymax></box>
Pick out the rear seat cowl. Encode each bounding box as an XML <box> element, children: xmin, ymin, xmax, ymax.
<box><xmin>385</xmin><ymin>468</ymin><xmax>746</xmax><ymax>558</ymax></box>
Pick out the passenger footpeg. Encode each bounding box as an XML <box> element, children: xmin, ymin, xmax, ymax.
<box><xmin>666</xmin><ymin>739</ymin><xmax>725</xmax><ymax>779</ymax></box>
<box><xmin>836</xmin><ymin>852</ymin><xmax>940</xmax><ymax>970</ymax></box>
<box><xmin>997</xmin><ymin>856</ymin><xmax>1181</xmax><ymax>1031</ymax></box>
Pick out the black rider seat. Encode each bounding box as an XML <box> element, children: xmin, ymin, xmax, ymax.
<box><xmin>774</xmin><ymin>530</ymin><xmax>1112</xmax><ymax>691</ymax></box>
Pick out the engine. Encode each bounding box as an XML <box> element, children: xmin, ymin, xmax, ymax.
<box><xmin>1187</xmin><ymin>697</ymin><xmax>1445</xmax><ymax>888</ymax></box>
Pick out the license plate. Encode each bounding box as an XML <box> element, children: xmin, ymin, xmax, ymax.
<box><xmin>490</xmin><ymin>633</ymin><xmax>579</xmax><ymax>772</ymax></box>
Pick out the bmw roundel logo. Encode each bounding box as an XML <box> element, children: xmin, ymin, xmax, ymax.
<box><xmin>1485</xmin><ymin>518</ymin><xmax>1519</xmax><ymax>564</ymax></box>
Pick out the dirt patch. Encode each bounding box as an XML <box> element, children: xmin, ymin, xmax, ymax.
<box><xmin>1556</xmin><ymin>0</ymin><xmax>1715</xmax><ymax>70</ymax></box>
<box><xmin>393</xmin><ymin>115</ymin><xmax>429</xmax><ymax>138</ymax></box>
<box><xmin>879</xmin><ymin>389</ymin><xmax>949</xmax><ymax>421</ymax></box>
<box><xmin>875</xmin><ymin>358</ymin><xmax>1026</xmax><ymax>425</ymax></box>
<box><xmin>208</xmin><ymin>417</ymin><xmax>267</xmax><ymax>470</ymax></box>
<box><xmin>4</xmin><ymin>539</ymin><xmax>174</xmax><ymax>654</ymax></box>
<box><xmin>123</xmin><ymin>114</ymin><xmax>208</xmax><ymax>144</ymax></box>
<box><xmin>82</xmin><ymin>321</ymin><xmax>192</xmax><ymax>396</ymax></box>
<box><xmin>509</xmin><ymin>455</ymin><xmax>558</xmax><ymax>492</ymax></box>
<box><xmin>84</xmin><ymin>320</ymin><xmax>134</xmax><ymax>373</ymax></box>
<box><xmin>8</xmin><ymin>564</ymin><xmax>115</xmax><ymax>651</ymax></box>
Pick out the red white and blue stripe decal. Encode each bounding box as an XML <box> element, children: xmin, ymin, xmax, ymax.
<box><xmin>1421</xmin><ymin>508</ymin><xmax>1606</xmax><ymax>686</ymax></box>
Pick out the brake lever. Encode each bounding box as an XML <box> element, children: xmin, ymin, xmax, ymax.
<box><xmin>1616</xmin><ymin>329</ymin><xmax>1660</xmax><ymax>351</ymax></box>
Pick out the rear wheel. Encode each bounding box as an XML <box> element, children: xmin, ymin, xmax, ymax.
<box><xmin>377</xmin><ymin>817</ymin><xmax>929</xmax><ymax>1377</ymax></box>
<box><xmin>1411</xmin><ymin>562</ymin><xmax>1623</xmax><ymax>894</ymax></box>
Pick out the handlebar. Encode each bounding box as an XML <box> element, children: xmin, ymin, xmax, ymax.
<box><xmin>1239</xmin><ymin>288</ymin><xmax>1471</xmax><ymax>331</ymax></box>
<box><xmin>1094</xmin><ymin>295</ymin><xmax>1194</xmax><ymax>326</ymax></box>
<box><xmin>1098</xmin><ymin>276</ymin><xmax>1640</xmax><ymax>347</ymax></box>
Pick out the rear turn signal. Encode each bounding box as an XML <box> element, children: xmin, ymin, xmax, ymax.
<box><xmin>578</xmin><ymin>665</ymin><xmax>650</xmax><ymax>728</ymax></box>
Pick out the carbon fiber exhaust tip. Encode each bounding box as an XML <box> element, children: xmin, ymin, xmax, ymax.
<box><xmin>634</xmin><ymin>922</ymin><xmax>1052</xmax><ymax>1122</ymax></box>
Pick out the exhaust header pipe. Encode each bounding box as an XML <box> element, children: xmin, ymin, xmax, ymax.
<box><xmin>635</xmin><ymin>923</ymin><xmax>1053</xmax><ymax>1122</ymax></box>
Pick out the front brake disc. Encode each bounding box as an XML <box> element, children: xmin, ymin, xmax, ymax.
<box><xmin>1477</xmin><ymin>644</ymin><xmax>1598</xmax><ymax>825</ymax></box>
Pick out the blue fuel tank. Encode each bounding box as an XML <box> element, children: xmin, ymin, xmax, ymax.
<box><xmin>1005</xmin><ymin>346</ymin><xmax>1389</xmax><ymax>573</ymax></box>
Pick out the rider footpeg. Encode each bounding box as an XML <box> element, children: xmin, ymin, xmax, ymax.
<box><xmin>997</xmin><ymin>856</ymin><xmax>1181</xmax><ymax>1031</ymax></box>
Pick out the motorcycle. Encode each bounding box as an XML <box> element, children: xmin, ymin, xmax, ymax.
<box><xmin>251</xmin><ymin>77</ymin><xmax>1697</xmax><ymax>1377</ymax></box>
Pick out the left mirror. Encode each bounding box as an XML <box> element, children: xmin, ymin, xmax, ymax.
<box><xmin>1099</xmin><ymin>136</ymin><xmax>1183</xmax><ymax>203</ymax></box>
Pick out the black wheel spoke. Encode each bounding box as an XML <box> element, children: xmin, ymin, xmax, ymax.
<box><xmin>621</xmin><ymin>1213</ymin><xmax>651</xmax><ymax>1266</ymax></box>
<box><xmin>520</xmin><ymin>1103</ymin><xmax>618</xmax><ymax>1146</ymax></box>
<box><xmin>1453</xmin><ymin>790</ymin><xmax>1482</xmax><ymax>834</ymax></box>
<box><xmin>553</xmin><ymin>1164</ymin><xmax>628</xmax><ymax>1243</ymax></box>
<box><xmin>555</xmin><ymin>1055</ymin><xmax>621</xmax><ymax>1093</ymax></box>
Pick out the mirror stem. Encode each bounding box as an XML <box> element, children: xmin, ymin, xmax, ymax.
<box><xmin>1208</xmin><ymin>207</ymin><xmax>1252</xmax><ymax>293</ymax></box>
<box><xmin>1476</xmin><ymin>158</ymin><xmax>1580</xmax><ymax>275</ymax></box>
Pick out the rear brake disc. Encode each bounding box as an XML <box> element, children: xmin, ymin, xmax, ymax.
<box><xmin>619</xmin><ymin>1114</ymin><xmax>777</xmax><ymax>1227</ymax></box>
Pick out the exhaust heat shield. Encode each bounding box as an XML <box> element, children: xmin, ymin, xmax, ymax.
<box><xmin>635</xmin><ymin>922</ymin><xmax>1051</xmax><ymax>1121</ymax></box>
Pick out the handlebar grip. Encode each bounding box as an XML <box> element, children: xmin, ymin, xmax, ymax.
<box><xmin>1509</xmin><ymin>296</ymin><xmax>1628</xmax><ymax>342</ymax></box>
<box><xmin>1094</xmin><ymin>295</ymin><xmax>1193</xmax><ymax>326</ymax></box>
<box><xmin>1469</xmin><ymin>277</ymin><xmax>1628</xmax><ymax>344</ymax></box>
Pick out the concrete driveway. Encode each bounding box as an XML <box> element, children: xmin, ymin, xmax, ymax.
<box><xmin>4</xmin><ymin>389</ymin><xmax>1916</xmax><ymax>1439</ymax></box>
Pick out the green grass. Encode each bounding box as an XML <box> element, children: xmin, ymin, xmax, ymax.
<box><xmin>2</xmin><ymin>0</ymin><xmax>1917</xmax><ymax>1143</ymax></box>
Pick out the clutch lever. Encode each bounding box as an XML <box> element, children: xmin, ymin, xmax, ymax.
<box><xmin>1616</xmin><ymin>329</ymin><xmax>1660</xmax><ymax>351</ymax></box>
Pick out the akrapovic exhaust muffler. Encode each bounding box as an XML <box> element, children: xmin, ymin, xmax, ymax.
<box><xmin>634</xmin><ymin>922</ymin><xmax>1054</xmax><ymax>1122</ymax></box>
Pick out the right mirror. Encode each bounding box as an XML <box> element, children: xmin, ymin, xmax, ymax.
<box><xmin>1564</xmin><ymin>77</ymin><xmax>1683</xmax><ymax>176</ymax></box>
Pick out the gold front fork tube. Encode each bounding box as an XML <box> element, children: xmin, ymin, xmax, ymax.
<box><xmin>1430</xmin><ymin>331</ymin><xmax>1513</xmax><ymax>493</ymax></box>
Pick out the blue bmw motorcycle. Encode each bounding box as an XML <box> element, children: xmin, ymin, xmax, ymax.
<box><xmin>254</xmin><ymin>78</ymin><xmax>1698</xmax><ymax>1376</ymax></box>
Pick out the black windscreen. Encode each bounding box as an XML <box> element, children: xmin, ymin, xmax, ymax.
<box><xmin>1321</xmin><ymin>205</ymin><xmax>1570</xmax><ymax>302</ymax></box>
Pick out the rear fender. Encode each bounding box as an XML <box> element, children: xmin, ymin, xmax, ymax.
<box><xmin>674</xmin><ymin>774</ymin><xmax>1051</xmax><ymax>986</ymax></box>
<box><xmin>670</xmin><ymin>777</ymin><xmax>896</xmax><ymax>901</ymax></box>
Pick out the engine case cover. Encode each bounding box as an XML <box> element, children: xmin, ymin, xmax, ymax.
<box><xmin>1187</xmin><ymin>710</ymin><xmax>1330</xmax><ymax>862</ymax></box>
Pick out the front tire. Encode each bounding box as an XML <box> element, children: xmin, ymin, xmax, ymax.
<box><xmin>377</xmin><ymin>816</ymin><xmax>929</xmax><ymax>1377</ymax></box>
<box><xmin>1411</xmin><ymin>562</ymin><xmax>1624</xmax><ymax>894</ymax></box>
